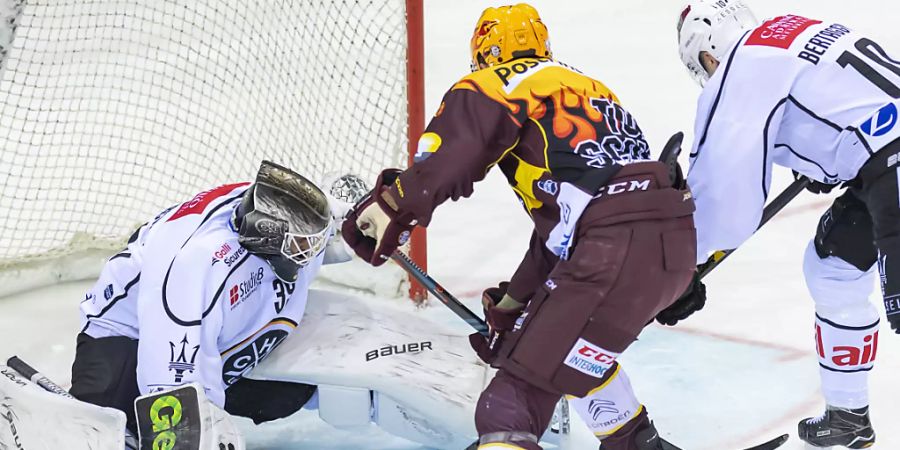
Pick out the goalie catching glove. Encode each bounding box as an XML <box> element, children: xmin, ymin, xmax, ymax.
<box><xmin>341</xmin><ymin>169</ymin><xmax>417</xmax><ymax>266</ymax></box>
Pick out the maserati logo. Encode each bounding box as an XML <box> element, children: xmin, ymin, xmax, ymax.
<box><xmin>169</xmin><ymin>334</ymin><xmax>200</xmax><ymax>383</ymax></box>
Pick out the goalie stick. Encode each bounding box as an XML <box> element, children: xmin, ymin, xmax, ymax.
<box><xmin>6</xmin><ymin>355</ymin><xmax>74</xmax><ymax>399</ymax></box>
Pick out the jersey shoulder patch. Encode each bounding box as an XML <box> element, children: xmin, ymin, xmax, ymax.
<box><xmin>167</xmin><ymin>183</ymin><xmax>249</xmax><ymax>222</ymax></box>
<box><xmin>745</xmin><ymin>15</ymin><xmax>823</xmax><ymax>49</ymax></box>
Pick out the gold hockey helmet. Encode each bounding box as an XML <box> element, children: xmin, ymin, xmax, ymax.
<box><xmin>470</xmin><ymin>3</ymin><xmax>552</xmax><ymax>71</ymax></box>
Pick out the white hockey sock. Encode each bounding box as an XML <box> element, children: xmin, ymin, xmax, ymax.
<box><xmin>815</xmin><ymin>314</ymin><xmax>879</xmax><ymax>409</ymax></box>
<box><xmin>804</xmin><ymin>241</ymin><xmax>879</xmax><ymax>410</ymax></box>
<box><xmin>568</xmin><ymin>364</ymin><xmax>643</xmax><ymax>438</ymax></box>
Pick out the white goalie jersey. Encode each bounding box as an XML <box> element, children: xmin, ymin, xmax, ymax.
<box><xmin>79</xmin><ymin>183</ymin><xmax>326</xmax><ymax>407</ymax></box>
<box><xmin>688</xmin><ymin>15</ymin><xmax>900</xmax><ymax>263</ymax></box>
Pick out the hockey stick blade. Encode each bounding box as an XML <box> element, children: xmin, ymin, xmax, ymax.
<box><xmin>742</xmin><ymin>433</ymin><xmax>789</xmax><ymax>450</ymax></box>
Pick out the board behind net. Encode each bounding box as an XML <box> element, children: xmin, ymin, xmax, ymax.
<box><xmin>0</xmin><ymin>0</ymin><xmax>416</xmax><ymax>297</ymax></box>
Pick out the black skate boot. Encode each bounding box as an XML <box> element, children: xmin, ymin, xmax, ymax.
<box><xmin>634</xmin><ymin>422</ymin><xmax>680</xmax><ymax>450</ymax></box>
<box><xmin>798</xmin><ymin>405</ymin><xmax>875</xmax><ymax>449</ymax></box>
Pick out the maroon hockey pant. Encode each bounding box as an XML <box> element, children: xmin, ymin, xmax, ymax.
<box><xmin>475</xmin><ymin>172</ymin><xmax>695</xmax><ymax>449</ymax></box>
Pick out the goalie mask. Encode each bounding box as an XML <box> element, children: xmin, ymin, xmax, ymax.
<box><xmin>234</xmin><ymin>161</ymin><xmax>332</xmax><ymax>282</ymax></box>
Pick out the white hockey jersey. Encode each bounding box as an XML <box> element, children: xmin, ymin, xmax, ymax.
<box><xmin>688</xmin><ymin>15</ymin><xmax>900</xmax><ymax>263</ymax></box>
<box><xmin>79</xmin><ymin>183</ymin><xmax>327</xmax><ymax>407</ymax></box>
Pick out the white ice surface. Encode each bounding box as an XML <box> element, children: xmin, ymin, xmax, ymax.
<box><xmin>2</xmin><ymin>1</ymin><xmax>900</xmax><ymax>449</ymax></box>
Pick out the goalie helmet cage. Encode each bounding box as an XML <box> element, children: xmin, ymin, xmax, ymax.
<box><xmin>0</xmin><ymin>0</ymin><xmax>428</xmax><ymax>300</ymax></box>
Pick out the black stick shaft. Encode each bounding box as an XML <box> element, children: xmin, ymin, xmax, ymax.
<box><xmin>698</xmin><ymin>178</ymin><xmax>809</xmax><ymax>279</ymax></box>
<box><xmin>6</xmin><ymin>356</ymin><xmax>74</xmax><ymax>399</ymax></box>
<box><xmin>391</xmin><ymin>251</ymin><xmax>489</xmax><ymax>337</ymax></box>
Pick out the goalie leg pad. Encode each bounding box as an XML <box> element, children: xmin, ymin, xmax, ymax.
<box><xmin>0</xmin><ymin>363</ymin><xmax>126</xmax><ymax>450</ymax></box>
<box><xmin>804</xmin><ymin>241</ymin><xmax>880</xmax><ymax>409</ymax></box>
<box><xmin>135</xmin><ymin>383</ymin><xmax>245</xmax><ymax>450</ymax></box>
<box><xmin>316</xmin><ymin>384</ymin><xmax>372</xmax><ymax>428</ymax></box>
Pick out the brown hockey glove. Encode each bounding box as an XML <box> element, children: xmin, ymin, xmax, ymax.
<box><xmin>469</xmin><ymin>282</ymin><xmax>525</xmax><ymax>364</ymax></box>
<box><xmin>341</xmin><ymin>169</ymin><xmax>416</xmax><ymax>267</ymax></box>
<box><xmin>656</xmin><ymin>271</ymin><xmax>706</xmax><ymax>326</ymax></box>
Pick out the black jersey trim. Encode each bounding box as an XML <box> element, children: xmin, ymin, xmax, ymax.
<box><xmin>203</xmin><ymin>251</ymin><xmax>252</xmax><ymax>317</ymax></box>
<box><xmin>162</xmin><ymin>251</ymin><xmax>251</xmax><ymax>327</ymax></box>
<box><xmin>81</xmin><ymin>274</ymin><xmax>141</xmax><ymax>333</ymax></box>
<box><xmin>851</xmin><ymin>127</ymin><xmax>875</xmax><ymax>155</ymax></box>
<box><xmin>787</xmin><ymin>96</ymin><xmax>842</xmax><ymax>131</ymax></box>
<box><xmin>109</xmin><ymin>251</ymin><xmax>131</xmax><ymax>261</ymax></box>
<box><xmin>776</xmin><ymin>144</ymin><xmax>839</xmax><ymax>179</ymax></box>
<box><xmin>819</xmin><ymin>363</ymin><xmax>873</xmax><ymax>373</ymax></box>
<box><xmin>692</xmin><ymin>30</ymin><xmax>750</xmax><ymax>159</ymax></box>
<box><xmin>761</xmin><ymin>98</ymin><xmax>789</xmax><ymax>199</ymax></box>
<box><xmin>160</xmin><ymin>193</ymin><xmax>244</xmax><ymax>327</ymax></box>
<box><xmin>816</xmin><ymin>314</ymin><xmax>880</xmax><ymax>331</ymax></box>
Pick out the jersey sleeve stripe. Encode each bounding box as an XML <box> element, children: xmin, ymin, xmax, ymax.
<box><xmin>761</xmin><ymin>98</ymin><xmax>789</xmax><ymax>199</ymax></box>
<box><xmin>81</xmin><ymin>274</ymin><xmax>141</xmax><ymax>333</ymax></box>
<box><xmin>787</xmin><ymin>96</ymin><xmax>843</xmax><ymax>131</ymax></box>
<box><xmin>775</xmin><ymin>143</ymin><xmax>839</xmax><ymax>179</ymax></box>
<box><xmin>692</xmin><ymin>30</ymin><xmax>751</xmax><ymax>159</ymax></box>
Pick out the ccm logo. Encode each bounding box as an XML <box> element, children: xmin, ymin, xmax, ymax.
<box><xmin>577</xmin><ymin>345</ymin><xmax>617</xmax><ymax>364</ymax></box>
<box><xmin>816</xmin><ymin>324</ymin><xmax>878</xmax><ymax>367</ymax></box>
<box><xmin>594</xmin><ymin>179</ymin><xmax>650</xmax><ymax>198</ymax></box>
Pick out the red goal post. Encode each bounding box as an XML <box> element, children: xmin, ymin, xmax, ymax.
<box><xmin>406</xmin><ymin>0</ymin><xmax>427</xmax><ymax>302</ymax></box>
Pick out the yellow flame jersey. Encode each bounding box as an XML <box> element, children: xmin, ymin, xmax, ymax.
<box><xmin>389</xmin><ymin>57</ymin><xmax>651</xmax><ymax>299</ymax></box>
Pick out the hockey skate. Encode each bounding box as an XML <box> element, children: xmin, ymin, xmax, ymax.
<box><xmin>634</xmin><ymin>422</ymin><xmax>679</xmax><ymax>450</ymax></box>
<box><xmin>798</xmin><ymin>406</ymin><xmax>875</xmax><ymax>449</ymax></box>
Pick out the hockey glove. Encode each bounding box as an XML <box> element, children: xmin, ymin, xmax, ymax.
<box><xmin>469</xmin><ymin>282</ymin><xmax>524</xmax><ymax>364</ymax></box>
<box><xmin>341</xmin><ymin>169</ymin><xmax>416</xmax><ymax>267</ymax></box>
<box><xmin>656</xmin><ymin>271</ymin><xmax>706</xmax><ymax>326</ymax></box>
<box><xmin>793</xmin><ymin>171</ymin><xmax>839</xmax><ymax>195</ymax></box>
<box><xmin>888</xmin><ymin>312</ymin><xmax>900</xmax><ymax>334</ymax></box>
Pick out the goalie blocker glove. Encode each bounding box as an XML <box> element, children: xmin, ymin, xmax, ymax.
<box><xmin>342</xmin><ymin>169</ymin><xmax>417</xmax><ymax>266</ymax></box>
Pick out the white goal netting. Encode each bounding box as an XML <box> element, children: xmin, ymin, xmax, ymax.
<box><xmin>0</xmin><ymin>0</ymin><xmax>412</xmax><ymax>296</ymax></box>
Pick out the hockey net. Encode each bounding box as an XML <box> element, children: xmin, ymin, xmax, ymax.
<box><xmin>0</xmin><ymin>0</ymin><xmax>425</xmax><ymax>298</ymax></box>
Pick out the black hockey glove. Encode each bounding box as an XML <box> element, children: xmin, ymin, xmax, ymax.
<box><xmin>656</xmin><ymin>272</ymin><xmax>706</xmax><ymax>326</ymax></box>
<box><xmin>887</xmin><ymin>312</ymin><xmax>900</xmax><ymax>334</ymax></box>
<box><xmin>793</xmin><ymin>171</ymin><xmax>839</xmax><ymax>195</ymax></box>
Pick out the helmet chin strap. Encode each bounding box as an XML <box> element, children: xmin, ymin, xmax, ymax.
<box><xmin>264</xmin><ymin>254</ymin><xmax>300</xmax><ymax>283</ymax></box>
